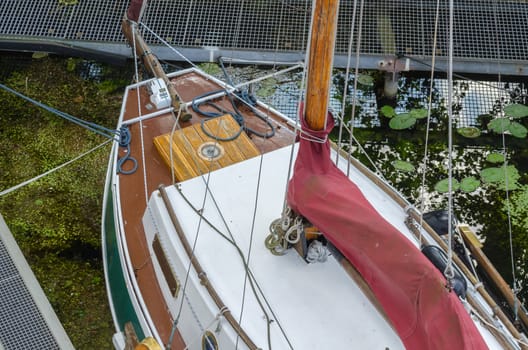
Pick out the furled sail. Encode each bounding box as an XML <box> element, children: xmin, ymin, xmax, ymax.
<box><xmin>287</xmin><ymin>112</ymin><xmax>488</xmax><ymax>349</ymax></box>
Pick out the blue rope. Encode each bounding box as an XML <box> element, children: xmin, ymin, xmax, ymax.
<box><xmin>0</xmin><ymin>83</ymin><xmax>137</xmax><ymax>174</ymax></box>
<box><xmin>116</xmin><ymin>126</ymin><xmax>138</xmax><ymax>174</ymax></box>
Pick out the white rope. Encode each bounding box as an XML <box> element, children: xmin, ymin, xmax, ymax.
<box><xmin>169</xmin><ymin>108</ymin><xmax>183</xmax><ymax>185</ymax></box>
<box><xmin>131</xmin><ymin>24</ymin><xmax>149</xmax><ymax>208</ymax></box>
<box><xmin>306</xmin><ymin>240</ymin><xmax>329</xmax><ymax>263</ymax></box>
<box><xmin>0</xmin><ymin>139</ymin><xmax>111</xmax><ymax>197</ymax></box>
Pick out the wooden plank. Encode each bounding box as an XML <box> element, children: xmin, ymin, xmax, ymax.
<box><xmin>153</xmin><ymin>115</ymin><xmax>260</xmax><ymax>182</ymax></box>
<box><xmin>458</xmin><ymin>225</ymin><xmax>483</xmax><ymax>248</ymax></box>
<box><xmin>200</xmin><ymin>115</ymin><xmax>260</xmax><ymax>162</ymax></box>
<box><xmin>175</xmin><ymin>127</ymin><xmax>221</xmax><ymax>174</ymax></box>
<box><xmin>153</xmin><ymin>134</ymin><xmax>198</xmax><ymax>181</ymax></box>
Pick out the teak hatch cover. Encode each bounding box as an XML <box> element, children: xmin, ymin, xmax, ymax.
<box><xmin>154</xmin><ymin>114</ymin><xmax>260</xmax><ymax>181</ymax></box>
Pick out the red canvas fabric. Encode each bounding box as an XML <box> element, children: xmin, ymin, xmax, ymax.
<box><xmin>287</xmin><ymin>112</ymin><xmax>488</xmax><ymax>349</ymax></box>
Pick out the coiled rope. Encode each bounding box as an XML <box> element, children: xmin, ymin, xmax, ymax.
<box><xmin>191</xmin><ymin>57</ymin><xmax>276</xmax><ymax>141</ymax></box>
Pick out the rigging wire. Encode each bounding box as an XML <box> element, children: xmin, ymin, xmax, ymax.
<box><xmin>416</xmin><ymin>0</ymin><xmax>441</xmax><ymax>246</ymax></box>
<box><xmin>336</xmin><ymin>0</ymin><xmax>358</xmax><ymax>167</ymax></box>
<box><xmin>0</xmin><ymin>139</ymin><xmax>112</xmax><ymax>198</ymax></box>
<box><xmin>444</xmin><ymin>0</ymin><xmax>456</xmax><ymax>283</ymax></box>
<box><xmin>0</xmin><ymin>83</ymin><xmax>137</xmax><ymax>176</ymax></box>
<box><xmin>492</xmin><ymin>0</ymin><xmax>520</xmax><ymax>321</ymax></box>
<box><xmin>0</xmin><ymin>83</ymin><xmax>117</xmax><ymax>140</ymax></box>
<box><xmin>346</xmin><ymin>0</ymin><xmax>365</xmax><ymax>178</ymax></box>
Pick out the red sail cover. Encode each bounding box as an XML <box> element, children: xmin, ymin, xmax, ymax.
<box><xmin>287</xmin><ymin>114</ymin><xmax>488</xmax><ymax>349</ymax></box>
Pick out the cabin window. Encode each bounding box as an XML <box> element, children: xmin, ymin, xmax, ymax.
<box><xmin>152</xmin><ymin>234</ymin><xmax>180</xmax><ymax>297</ymax></box>
<box><xmin>201</xmin><ymin>331</ymin><xmax>218</xmax><ymax>350</ymax></box>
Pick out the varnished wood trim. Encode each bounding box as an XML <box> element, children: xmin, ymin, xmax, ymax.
<box><xmin>305</xmin><ymin>0</ymin><xmax>340</xmax><ymax>130</ymax></box>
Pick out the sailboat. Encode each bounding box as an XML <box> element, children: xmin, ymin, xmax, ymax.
<box><xmin>102</xmin><ymin>0</ymin><xmax>528</xmax><ymax>349</ymax></box>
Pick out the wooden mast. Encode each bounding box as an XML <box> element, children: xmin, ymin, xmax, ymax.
<box><xmin>304</xmin><ymin>0</ymin><xmax>340</xmax><ymax>130</ymax></box>
<box><xmin>122</xmin><ymin>0</ymin><xmax>184</xmax><ymax>116</ymax></box>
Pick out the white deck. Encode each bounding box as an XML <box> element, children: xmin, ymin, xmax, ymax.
<box><xmin>146</xmin><ymin>144</ymin><xmax>412</xmax><ymax>349</ymax></box>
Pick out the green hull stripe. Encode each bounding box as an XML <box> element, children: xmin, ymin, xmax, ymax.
<box><xmin>103</xmin><ymin>187</ymin><xmax>146</xmax><ymax>340</ymax></box>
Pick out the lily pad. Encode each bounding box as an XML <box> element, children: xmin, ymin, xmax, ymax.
<box><xmin>32</xmin><ymin>52</ymin><xmax>48</xmax><ymax>59</ymax></box>
<box><xmin>457</xmin><ymin>127</ymin><xmax>481</xmax><ymax>138</ymax></box>
<box><xmin>389</xmin><ymin>113</ymin><xmax>416</xmax><ymax>130</ymax></box>
<box><xmin>391</xmin><ymin>160</ymin><xmax>415</xmax><ymax>172</ymax></box>
<box><xmin>481</xmin><ymin>165</ymin><xmax>520</xmax><ymax>190</ymax></box>
<box><xmin>357</xmin><ymin>74</ymin><xmax>374</xmax><ymax>86</ymax></box>
<box><xmin>409</xmin><ymin>108</ymin><xmax>428</xmax><ymax>119</ymax></box>
<box><xmin>434</xmin><ymin>178</ymin><xmax>460</xmax><ymax>193</ymax></box>
<box><xmin>380</xmin><ymin>105</ymin><xmax>396</xmax><ymax>118</ymax></box>
<box><xmin>480</xmin><ymin>167</ymin><xmax>504</xmax><ymax>183</ymax></box>
<box><xmin>486</xmin><ymin>152</ymin><xmax>505</xmax><ymax>163</ymax></box>
<box><xmin>507</xmin><ymin>122</ymin><xmax>527</xmax><ymax>138</ymax></box>
<box><xmin>487</xmin><ymin>117</ymin><xmax>511</xmax><ymax>133</ymax></box>
<box><xmin>504</xmin><ymin>104</ymin><xmax>528</xmax><ymax>119</ymax></box>
<box><xmin>460</xmin><ymin>176</ymin><xmax>480</xmax><ymax>193</ymax></box>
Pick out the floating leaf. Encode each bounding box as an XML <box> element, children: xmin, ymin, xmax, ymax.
<box><xmin>457</xmin><ymin>127</ymin><xmax>481</xmax><ymax>138</ymax></box>
<box><xmin>487</xmin><ymin>117</ymin><xmax>511</xmax><ymax>133</ymax></box>
<box><xmin>380</xmin><ymin>105</ymin><xmax>396</xmax><ymax>118</ymax></box>
<box><xmin>32</xmin><ymin>52</ymin><xmax>48</xmax><ymax>59</ymax></box>
<box><xmin>480</xmin><ymin>165</ymin><xmax>520</xmax><ymax>191</ymax></box>
<box><xmin>409</xmin><ymin>108</ymin><xmax>428</xmax><ymax>119</ymax></box>
<box><xmin>481</xmin><ymin>165</ymin><xmax>521</xmax><ymax>191</ymax></box>
<box><xmin>504</xmin><ymin>104</ymin><xmax>528</xmax><ymax>118</ymax></box>
<box><xmin>357</xmin><ymin>74</ymin><xmax>374</xmax><ymax>86</ymax></box>
<box><xmin>391</xmin><ymin>160</ymin><xmax>415</xmax><ymax>172</ymax></box>
<box><xmin>389</xmin><ymin>113</ymin><xmax>416</xmax><ymax>130</ymax></box>
<box><xmin>434</xmin><ymin>178</ymin><xmax>460</xmax><ymax>193</ymax></box>
<box><xmin>480</xmin><ymin>167</ymin><xmax>503</xmax><ymax>183</ymax></box>
<box><xmin>507</xmin><ymin>122</ymin><xmax>527</xmax><ymax>138</ymax></box>
<box><xmin>460</xmin><ymin>176</ymin><xmax>480</xmax><ymax>193</ymax></box>
<box><xmin>486</xmin><ymin>152</ymin><xmax>505</xmax><ymax>163</ymax></box>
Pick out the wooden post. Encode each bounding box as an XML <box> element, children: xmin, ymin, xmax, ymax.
<box><xmin>304</xmin><ymin>0</ymin><xmax>340</xmax><ymax>131</ymax></box>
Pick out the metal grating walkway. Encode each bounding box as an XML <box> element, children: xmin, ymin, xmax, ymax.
<box><xmin>0</xmin><ymin>214</ymin><xmax>74</xmax><ymax>350</ymax></box>
<box><xmin>0</xmin><ymin>0</ymin><xmax>527</xmax><ymax>75</ymax></box>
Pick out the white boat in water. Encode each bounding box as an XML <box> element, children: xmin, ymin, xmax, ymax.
<box><xmin>102</xmin><ymin>1</ymin><xmax>528</xmax><ymax>349</ymax></box>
